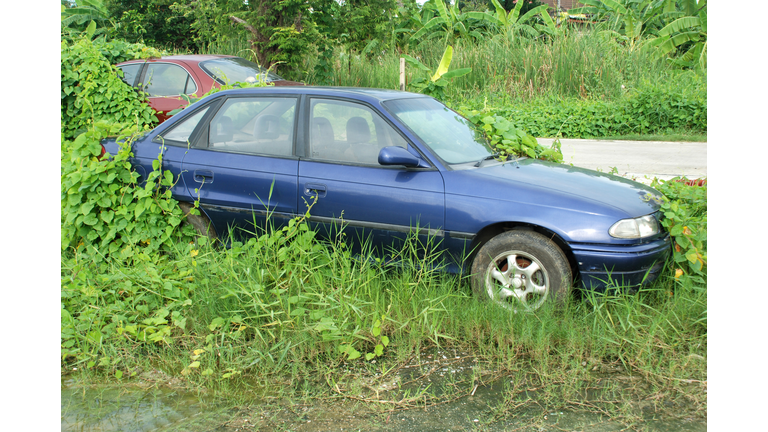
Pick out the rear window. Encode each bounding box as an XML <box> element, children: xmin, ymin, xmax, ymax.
<box><xmin>117</xmin><ymin>64</ymin><xmax>141</xmax><ymax>87</ymax></box>
<box><xmin>199</xmin><ymin>58</ymin><xmax>283</xmax><ymax>85</ymax></box>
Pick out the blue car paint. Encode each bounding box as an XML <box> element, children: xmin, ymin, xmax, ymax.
<box><xmin>103</xmin><ymin>87</ymin><xmax>670</xmax><ymax>290</ymax></box>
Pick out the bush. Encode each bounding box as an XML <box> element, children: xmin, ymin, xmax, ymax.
<box><xmin>456</xmin><ymin>72</ymin><xmax>706</xmax><ymax>138</ymax></box>
<box><xmin>61</xmin><ymin>37</ymin><xmax>161</xmax><ymax>142</ymax></box>
<box><xmin>61</xmin><ymin>37</ymin><xmax>197</xmax><ymax>262</ymax></box>
<box><xmin>649</xmin><ymin>178</ymin><xmax>707</xmax><ymax>291</ymax></box>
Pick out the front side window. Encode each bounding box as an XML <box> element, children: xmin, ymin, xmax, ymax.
<box><xmin>383</xmin><ymin>97</ymin><xmax>493</xmax><ymax>165</ymax></box>
<box><xmin>143</xmin><ymin>63</ymin><xmax>198</xmax><ymax>97</ymax></box>
<box><xmin>206</xmin><ymin>97</ymin><xmax>297</xmax><ymax>157</ymax></box>
<box><xmin>309</xmin><ymin>99</ymin><xmax>408</xmax><ymax>165</ymax></box>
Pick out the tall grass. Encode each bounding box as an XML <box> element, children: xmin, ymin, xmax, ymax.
<box><xmin>298</xmin><ymin>28</ymin><xmax>684</xmax><ymax>104</ymax></box>
<box><xmin>61</xmin><ymin>213</ymin><xmax>707</xmax><ymax>417</ymax></box>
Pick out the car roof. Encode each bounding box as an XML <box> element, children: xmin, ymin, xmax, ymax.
<box><xmin>212</xmin><ymin>86</ymin><xmax>428</xmax><ymax>103</ymax></box>
<box><xmin>117</xmin><ymin>54</ymin><xmax>237</xmax><ymax>65</ymax></box>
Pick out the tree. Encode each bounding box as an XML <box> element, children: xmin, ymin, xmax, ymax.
<box><xmin>61</xmin><ymin>0</ymin><xmax>112</xmax><ymax>39</ymax></box>
<box><xmin>463</xmin><ymin>0</ymin><xmax>556</xmax><ymax>42</ymax></box>
<box><xmin>105</xmin><ymin>0</ymin><xmax>196</xmax><ymax>50</ymax></box>
<box><xmin>649</xmin><ymin>0</ymin><xmax>707</xmax><ymax>69</ymax></box>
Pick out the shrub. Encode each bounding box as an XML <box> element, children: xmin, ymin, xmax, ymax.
<box><xmin>649</xmin><ymin>178</ymin><xmax>707</xmax><ymax>291</ymax></box>
<box><xmin>61</xmin><ymin>37</ymin><xmax>160</xmax><ymax>142</ymax></box>
<box><xmin>61</xmin><ymin>37</ymin><xmax>197</xmax><ymax>262</ymax></box>
<box><xmin>457</xmin><ymin>72</ymin><xmax>706</xmax><ymax>138</ymax></box>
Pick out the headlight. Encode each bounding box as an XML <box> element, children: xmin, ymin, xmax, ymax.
<box><xmin>609</xmin><ymin>214</ymin><xmax>659</xmax><ymax>239</ymax></box>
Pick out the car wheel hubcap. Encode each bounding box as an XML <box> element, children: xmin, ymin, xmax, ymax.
<box><xmin>485</xmin><ymin>251</ymin><xmax>549</xmax><ymax>312</ymax></box>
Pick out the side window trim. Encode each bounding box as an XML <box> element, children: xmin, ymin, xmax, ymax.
<box><xmin>153</xmin><ymin>98</ymin><xmax>223</xmax><ymax>147</ymax></box>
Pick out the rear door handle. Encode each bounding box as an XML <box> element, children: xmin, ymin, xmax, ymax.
<box><xmin>194</xmin><ymin>170</ymin><xmax>214</xmax><ymax>183</ymax></box>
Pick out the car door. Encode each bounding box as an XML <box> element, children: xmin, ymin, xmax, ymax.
<box><xmin>298</xmin><ymin>97</ymin><xmax>445</xmax><ymax>257</ymax></box>
<box><xmin>178</xmin><ymin>95</ymin><xmax>300</xmax><ymax>240</ymax></box>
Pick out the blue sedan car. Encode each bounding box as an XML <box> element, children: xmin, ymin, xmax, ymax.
<box><xmin>104</xmin><ymin>87</ymin><xmax>670</xmax><ymax>312</ymax></box>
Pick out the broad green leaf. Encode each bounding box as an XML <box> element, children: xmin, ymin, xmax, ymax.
<box><xmin>518</xmin><ymin>5</ymin><xmax>550</xmax><ymax>25</ymax></box>
<box><xmin>685</xmin><ymin>250</ymin><xmax>699</xmax><ymax>263</ymax></box>
<box><xmin>440</xmin><ymin>68</ymin><xmax>471</xmax><ymax>80</ymax></box>
<box><xmin>431</xmin><ymin>46</ymin><xmax>453</xmax><ymax>82</ymax></box>
<box><xmin>658</xmin><ymin>16</ymin><xmax>701</xmax><ymax>37</ymax></box>
<box><xmin>402</xmin><ymin>54</ymin><xmax>430</xmax><ymax>72</ymax></box>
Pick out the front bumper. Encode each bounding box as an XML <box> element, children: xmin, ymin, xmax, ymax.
<box><xmin>569</xmin><ymin>234</ymin><xmax>672</xmax><ymax>291</ymax></box>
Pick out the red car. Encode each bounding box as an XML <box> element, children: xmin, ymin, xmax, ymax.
<box><xmin>116</xmin><ymin>54</ymin><xmax>304</xmax><ymax>123</ymax></box>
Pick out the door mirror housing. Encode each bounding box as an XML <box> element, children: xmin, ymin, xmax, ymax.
<box><xmin>378</xmin><ymin>146</ymin><xmax>429</xmax><ymax>168</ymax></box>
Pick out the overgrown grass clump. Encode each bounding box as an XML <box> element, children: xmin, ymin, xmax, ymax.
<box><xmin>62</xmin><ymin>193</ymin><xmax>707</xmax><ymax>417</ymax></box>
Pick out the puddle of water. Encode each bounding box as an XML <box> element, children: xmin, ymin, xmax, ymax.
<box><xmin>62</xmin><ymin>348</ymin><xmax>706</xmax><ymax>432</ymax></box>
<box><xmin>61</xmin><ymin>377</ymin><xmax>227</xmax><ymax>432</ymax></box>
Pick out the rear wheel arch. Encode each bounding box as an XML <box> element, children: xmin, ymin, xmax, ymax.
<box><xmin>178</xmin><ymin>201</ymin><xmax>218</xmax><ymax>243</ymax></box>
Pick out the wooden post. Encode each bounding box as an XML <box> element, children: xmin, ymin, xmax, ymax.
<box><xmin>400</xmin><ymin>58</ymin><xmax>405</xmax><ymax>91</ymax></box>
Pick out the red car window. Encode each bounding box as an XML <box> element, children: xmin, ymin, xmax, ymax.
<box><xmin>117</xmin><ymin>64</ymin><xmax>142</xmax><ymax>87</ymax></box>
<box><xmin>143</xmin><ymin>63</ymin><xmax>198</xmax><ymax>97</ymax></box>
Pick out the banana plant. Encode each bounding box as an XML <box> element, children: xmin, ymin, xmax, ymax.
<box><xmin>648</xmin><ymin>1</ymin><xmax>707</xmax><ymax>69</ymax></box>
<box><xmin>411</xmin><ymin>0</ymin><xmax>485</xmax><ymax>44</ymax></box>
<box><xmin>402</xmin><ymin>45</ymin><xmax>471</xmax><ymax>101</ymax></box>
<box><xmin>465</xmin><ymin>0</ymin><xmax>556</xmax><ymax>42</ymax></box>
<box><xmin>570</xmin><ymin>0</ymin><xmax>673</xmax><ymax>50</ymax></box>
<box><xmin>61</xmin><ymin>0</ymin><xmax>112</xmax><ymax>40</ymax></box>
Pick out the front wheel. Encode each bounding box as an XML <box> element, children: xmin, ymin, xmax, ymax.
<box><xmin>470</xmin><ymin>231</ymin><xmax>572</xmax><ymax>312</ymax></box>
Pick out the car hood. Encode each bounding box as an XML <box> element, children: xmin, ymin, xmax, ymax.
<box><xmin>446</xmin><ymin>158</ymin><xmax>663</xmax><ymax>219</ymax></box>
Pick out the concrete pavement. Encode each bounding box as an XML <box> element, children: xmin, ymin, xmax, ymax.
<box><xmin>536</xmin><ymin>138</ymin><xmax>707</xmax><ymax>185</ymax></box>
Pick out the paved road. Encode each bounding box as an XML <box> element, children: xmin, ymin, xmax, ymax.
<box><xmin>536</xmin><ymin>138</ymin><xmax>707</xmax><ymax>185</ymax></box>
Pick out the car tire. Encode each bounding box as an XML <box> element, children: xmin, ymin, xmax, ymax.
<box><xmin>470</xmin><ymin>230</ymin><xmax>572</xmax><ymax>312</ymax></box>
<box><xmin>178</xmin><ymin>202</ymin><xmax>218</xmax><ymax>243</ymax></box>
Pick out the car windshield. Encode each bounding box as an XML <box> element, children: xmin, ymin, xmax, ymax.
<box><xmin>382</xmin><ymin>98</ymin><xmax>494</xmax><ymax>165</ymax></box>
<box><xmin>199</xmin><ymin>57</ymin><xmax>284</xmax><ymax>85</ymax></box>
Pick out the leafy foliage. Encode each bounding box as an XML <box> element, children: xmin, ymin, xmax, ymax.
<box><xmin>61</xmin><ymin>36</ymin><xmax>196</xmax><ymax>263</ymax></box>
<box><xmin>61</xmin><ymin>121</ymin><xmax>197</xmax><ymax>261</ymax></box>
<box><xmin>61</xmin><ymin>37</ymin><xmax>159</xmax><ymax>142</ymax></box>
<box><xmin>169</xmin><ymin>0</ymin><xmax>322</xmax><ymax>79</ymax></box>
<box><xmin>105</xmin><ymin>0</ymin><xmax>197</xmax><ymax>50</ymax></box>
<box><xmin>465</xmin><ymin>0</ymin><xmax>556</xmax><ymax>42</ymax></box>
<box><xmin>403</xmin><ymin>45</ymin><xmax>471</xmax><ymax>101</ymax></box>
<box><xmin>457</xmin><ymin>72</ymin><xmax>706</xmax><ymax>138</ymax></box>
<box><xmin>61</xmin><ymin>0</ymin><xmax>112</xmax><ymax>40</ymax></box>
<box><xmin>648</xmin><ymin>177</ymin><xmax>707</xmax><ymax>290</ymax></box>
<box><xmin>572</xmin><ymin>0</ymin><xmax>707</xmax><ymax>69</ymax></box>
<box><xmin>461</xmin><ymin>107</ymin><xmax>563</xmax><ymax>162</ymax></box>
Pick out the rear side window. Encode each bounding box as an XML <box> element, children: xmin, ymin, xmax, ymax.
<box><xmin>205</xmin><ymin>97</ymin><xmax>298</xmax><ymax>157</ymax></box>
<box><xmin>161</xmin><ymin>107</ymin><xmax>210</xmax><ymax>144</ymax></box>
<box><xmin>199</xmin><ymin>57</ymin><xmax>283</xmax><ymax>84</ymax></box>
<box><xmin>117</xmin><ymin>64</ymin><xmax>141</xmax><ymax>87</ymax></box>
<box><xmin>142</xmin><ymin>63</ymin><xmax>198</xmax><ymax>97</ymax></box>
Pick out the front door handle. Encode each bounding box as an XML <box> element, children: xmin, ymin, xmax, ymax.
<box><xmin>304</xmin><ymin>183</ymin><xmax>327</xmax><ymax>198</ymax></box>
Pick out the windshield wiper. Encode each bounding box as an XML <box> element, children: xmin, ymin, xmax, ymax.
<box><xmin>475</xmin><ymin>153</ymin><xmax>500</xmax><ymax>167</ymax></box>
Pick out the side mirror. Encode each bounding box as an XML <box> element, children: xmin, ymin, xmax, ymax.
<box><xmin>378</xmin><ymin>146</ymin><xmax>429</xmax><ymax>168</ymax></box>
